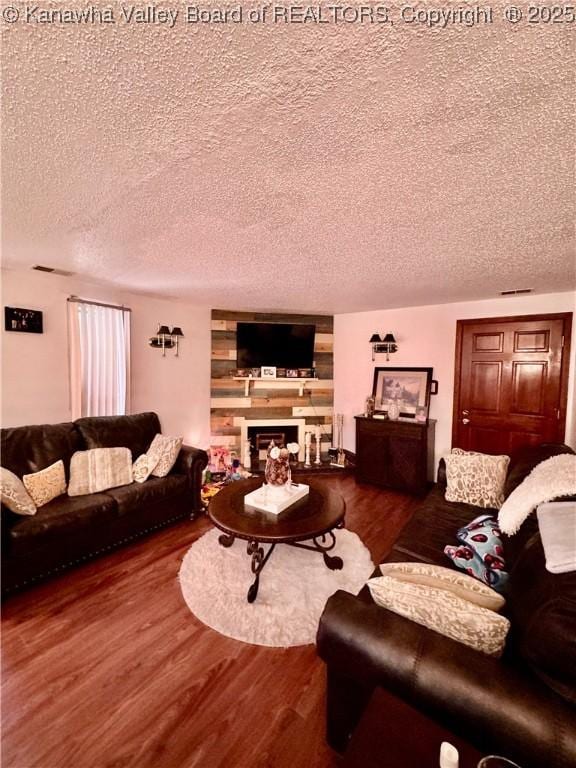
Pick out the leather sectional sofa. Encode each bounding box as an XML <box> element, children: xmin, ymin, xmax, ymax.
<box><xmin>1</xmin><ymin>412</ymin><xmax>208</xmax><ymax>595</ymax></box>
<box><xmin>317</xmin><ymin>443</ymin><xmax>576</xmax><ymax>768</ymax></box>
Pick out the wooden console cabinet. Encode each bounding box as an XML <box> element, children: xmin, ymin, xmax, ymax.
<box><xmin>355</xmin><ymin>416</ymin><xmax>436</xmax><ymax>495</ymax></box>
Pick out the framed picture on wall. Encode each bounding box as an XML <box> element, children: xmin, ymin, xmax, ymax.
<box><xmin>372</xmin><ymin>367</ymin><xmax>433</xmax><ymax>418</ymax></box>
<box><xmin>4</xmin><ymin>306</ymin><xmax>43</xmax><ymax>334</ymax></box>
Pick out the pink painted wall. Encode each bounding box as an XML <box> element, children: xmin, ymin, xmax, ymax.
<box><xmin>0</xmin><ymin>268</ymin><xmax>211</xmax><ymax>448</ymax></box>
<box><xmin>335</xmin><ymin>292</ymin><xmax>576</xmax><ymax>470</ymax></box>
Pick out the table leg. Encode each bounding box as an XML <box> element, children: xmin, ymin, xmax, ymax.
<box><xmin>246</xmin><ymin>540</ymin><xmax>276</xmax><ymax>603</ymax></box>
<box><xmin>289</xmin><ymin>530</ymin><xmax>344</xmax><ymax>570</ymax></box>
<box><xmin>218</xmin><ymin>533</ymin><xmax>236</xmax><ymax>548</ymax></box>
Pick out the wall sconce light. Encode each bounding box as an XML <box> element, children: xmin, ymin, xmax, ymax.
<box><xmin>149</xmin><ymin>324</ymin><xmax>184</xmax><ymax>357</ymax></box>
<box><xmin>370</xmin><ymin>332</ymin><xmax>398</xmax><ymax>361</ymax></box>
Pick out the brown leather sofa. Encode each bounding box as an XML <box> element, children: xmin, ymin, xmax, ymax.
<box><xmin>317</xmin><ymin>443</ymin><xmax>576</xmax><ymax>768</ymax></box>
<box><xmin>1</xmin><ymin>412</ymin><xmax>208</xmax><ymax>595</ymax></box>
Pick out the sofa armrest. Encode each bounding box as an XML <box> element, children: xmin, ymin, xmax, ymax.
<box><xmin>172</xmin><ymin>445</ymin><xmax>208</xmax><ymax>514</ymax></box>
<box><xmin>317</xmin><ymin>590</ymin><xmax>576</xmax><ymax>768</ymax></box>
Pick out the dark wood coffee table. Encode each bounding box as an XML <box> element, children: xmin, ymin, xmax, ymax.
<box><xmin>208</xmin><ymin>478</ymin><xmax>346</xmax><ymax>603</ymax></box>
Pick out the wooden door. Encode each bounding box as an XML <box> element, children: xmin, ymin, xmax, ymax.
<box><xmin>453</xmin><ymin>313</ymin><xmax>572</xmax><ymax>456</ymax></box>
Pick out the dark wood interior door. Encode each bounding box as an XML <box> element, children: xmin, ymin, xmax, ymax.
<box><xmin>453</xmin><ymin>313</ymin><xmax>572</xmax><ymax>457</ymax></box>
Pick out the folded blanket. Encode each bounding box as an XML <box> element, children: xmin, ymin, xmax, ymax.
<box><xmin>498</xmin><ymin>454</ymin><xmax>576</xmax><ymax>535</ymax></box>
<box><xmin>537</xmin><ymin>502</ymin><xmax>576</xmax><ymax>573</ymax></box>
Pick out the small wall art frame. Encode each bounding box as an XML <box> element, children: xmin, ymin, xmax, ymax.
<box><xmin>372</xmin><ymin>366</ymin><xmax>436</xmax><ymax>418</ymax></box>
<box><xmin>4</xmin><ymin>306</ymin><xmax>43</xmax><ymax>334</ymax></box>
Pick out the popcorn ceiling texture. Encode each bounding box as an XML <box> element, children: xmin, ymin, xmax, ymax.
<box><xmin>2</xmin><ymin>4</ymin><xmax>574</xmax><ymax>312</ymax></box>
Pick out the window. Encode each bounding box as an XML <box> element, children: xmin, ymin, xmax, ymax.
<box><xmin>68</xmin><ymin>298</ymin><xmax>131</xmax><ymax>419</ymax></box>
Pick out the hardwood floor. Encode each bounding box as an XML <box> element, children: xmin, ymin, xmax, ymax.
<box><xmin>1</xmin><ymin>476</ymin><xmax>420</xmax><ymax>768</ymax></box>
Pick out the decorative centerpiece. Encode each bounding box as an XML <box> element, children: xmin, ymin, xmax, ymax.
<box><xmin>245</xmin><ymin>441</ymin><xmax>309</xmax><ymax>515</ymax></box>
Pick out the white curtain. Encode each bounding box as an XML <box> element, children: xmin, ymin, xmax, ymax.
<box><xmin>68</xmin><ymin>301</ymin><xmax>131</xmax><ymax>419</ymax></box>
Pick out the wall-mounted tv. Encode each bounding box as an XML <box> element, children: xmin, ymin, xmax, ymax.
<box><xmin>236</xmin><ymin>323</ymin><xmax>315</xmax><ymax>369</ymax></box>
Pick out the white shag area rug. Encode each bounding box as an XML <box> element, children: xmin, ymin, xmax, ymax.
<box><xmin>179</xmin><ymin>527</ymin><xmax>374</xmax><ymax>647</ymax></box>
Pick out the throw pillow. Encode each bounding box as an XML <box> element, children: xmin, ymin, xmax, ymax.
<box><xmin>379</xmin><ymin>562</ymin><xmax>505</xmax><ymax>612</ymax></box>
<box><xmin>148</xmin><ymin>434</ymin><xmax>183</xmax><ymax>478</ymax></box>
<box><xmin>68</xmin><ymin>448</ymin><xmax>133</xmax><ymax>496</ymax></box>
<box><xmin>132</xmin><ymin>454</ymin><xmax>153</xmax><ymax>484</ymax></box>
<box><xmin>0</xmin><ymin>467</ymin><xmax>37</xmax><ymax>516</ymax></box>
<box><xmin>444</xmin><ymin>514</ymin><xmax>508</xmax><ymax>592</ymax></box>
<box><xmin>22</xmin><ymin>460</ymin><xmax>66</xmax><ymax>507</ymax></box>
<box><xmin>367</xmin><ymin>576</ymin><xmax>510</xmax><ymax>657</ymax></box>
<box><xmin>444</xmin><ymin>450</ymin><xmax>510</xmax><ymax>509</ymax></box>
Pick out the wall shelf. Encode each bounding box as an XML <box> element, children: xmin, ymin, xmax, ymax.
<box><xmin>233</xmin><ymin>376</ymin><xmax>322</xmax><ymax>397</ymax></box>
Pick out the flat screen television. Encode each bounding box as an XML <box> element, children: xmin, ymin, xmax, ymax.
<box><xmin>236</xmin><ymin>322</ymin><xmax>315</xmax><ymax>369</ymax></box>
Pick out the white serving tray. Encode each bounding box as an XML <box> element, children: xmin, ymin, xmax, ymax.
<box><xmin>244</xmin><ymin>483</ymin><xmax>309</xmax><ymax>515</ymax></box>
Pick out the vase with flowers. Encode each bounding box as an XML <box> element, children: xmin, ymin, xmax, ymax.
<box><xmin>264</xmin><ymin>441</ymin><xmax>300</xmax><ymax>496</ymax></box>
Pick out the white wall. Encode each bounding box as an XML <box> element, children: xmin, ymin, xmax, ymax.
<box><xmin>0</xmin><ymin>268</ymin><xmax>212</xmax><ymax>448</ymax></box>
<box><xmin>335</xmin><ymin>292</ymin><xmax>576</xmax><ymax>468</ymax></box>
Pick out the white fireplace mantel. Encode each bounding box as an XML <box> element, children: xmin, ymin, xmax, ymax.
<box><xmin>233</xmin><ymin>377</ymin><xmax>330</xmax><ymax>397</ymax></box>
<box><xmin>234</xmin><ymin>417</ymin><xmax>309</xmax><ymax>462</ymax></box>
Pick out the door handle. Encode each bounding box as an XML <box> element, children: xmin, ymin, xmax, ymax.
<box><xmin>462</xmin><ymin>418</ymin><xmax>470</xmax><ymax>424</ymax></box>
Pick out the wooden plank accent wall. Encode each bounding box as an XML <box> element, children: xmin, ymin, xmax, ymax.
<box><xmin>210</xmin><ymin>310</ymin><xmax>334</xmax><ymax>457</ymax></box>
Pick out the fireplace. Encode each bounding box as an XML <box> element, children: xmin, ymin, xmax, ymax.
<box><xmin>247</xmin><ymin>424</ymin><xmax>299</xmax><ymax>463</ymax></box>
<box><xmin>237</xmin><ymin>417</ymin><xmax>307</xmax><ymax>463</ymax></box>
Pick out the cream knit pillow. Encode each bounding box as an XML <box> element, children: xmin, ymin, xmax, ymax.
<box><xmin>68</xmin><ymin>448</ymin><xmax>132</xmax><ymax>496</ymax></box>
<box><xmin>148</xmin><ymin>434</ymin><xmax>183</xmax><ymax>478</ymax></box>
<box><xmin>23</xmin><ymin>460</ymin><xmax>66</xmax><ymax>507</ymax></box>
<box><xmin>1</xmin><ymin>467</ymin><xmax>37</xmax><ymax>515</ymax></box>
<box><xmin>368</xmin><ymin>576</ymin><xmax>510</xmax><ymax>657</ymax></box>
<box><xmin>444</xmin><ymin>450</ymin><xmax>510</xmax><ymax>509</ymax></box>
<box><xmin>379</xmin><ymin>562</ymin><xmax>505</xmax><ymax>612</ymax></box>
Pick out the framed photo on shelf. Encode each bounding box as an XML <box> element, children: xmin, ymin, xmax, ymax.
<box><xmin>372</xmin><ymin>367</ymin><xmax>433</xmax><ymax>418</ymax></box>
<box><xmin>414</xmin><ymin>405</ymin><xmax>429</xmax><ymax>423</ymax></box>
<box><xmin>261</xmin><ymin>366</ymin><xmax>277</xmax><ymax>379</ymax></box>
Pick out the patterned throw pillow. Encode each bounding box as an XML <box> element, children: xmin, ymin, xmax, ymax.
<box><xmin>68</xmin><ymin>448</ymin><xmax>133</xmax><ymax>496</ymax></box>
<box><xmin>445</xmin><ymin>514</ymin><xmax>508</xmax><ymax>593</ymax></box>
<box><xmin>444</xmin><ymin>450</ymin><xmax>510</xmax><ymax>509</ymax></box>
<box><xmin>148</xmin><ymin>434</ymin><xmax>183</xmax><ymax>478</ymax></box>
<box><xmin>379</xmin><ymin>562</ymin><xmax>505</xmax><ymax>612</ymax></box>
<box><xmin>132</xmin><ymin>454</ymin><xmax>153</xmax><ymax>484</ymax></box>
<box><xmin>367</xmin><ymin>576</ymin><xmax>510</xmax><ymax>657</ymax></box>
<box><xmin>22</xmin><ymin>460</ymin><xmax>66</xmax><ymax>507</ymax></box>
<box><xmin>0</xmin><ymin>467</ymin><xmax>37</xmax><ymax>516</ymax></box>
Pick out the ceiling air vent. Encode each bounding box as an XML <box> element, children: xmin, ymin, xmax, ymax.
<box><xmin>500</xmin><ymin>288</ymin><xmax>533</xmax><ymax>296</ymax></box>
<box><xmin>32</xmin><ymin>265</ymin><xmax>74</xmax><ymax>276</ymax></box>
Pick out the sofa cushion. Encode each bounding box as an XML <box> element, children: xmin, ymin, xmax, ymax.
<box><xmin>504</xmin><ymin>443</ymin><xmax>575</xmax><ymax>499</ymax></box>
<box><xmin>506</xmin><ymin>533</ymin><xmax>576</xmax><ymax>706</ymax></box>
<box><xmin>104</xmin><ymin>475</ymin><xmax>187</xmax><ymax>516</ymax></box>
<box><xmin>74</xmin><ymin>412</ymin><xmax>161</xmax><ymax>460</ymax></box>
<box><xmin>0</xmin><ymin>422</ymin><xmax>81</xmax><ymax>480</ymax></box>
<box><xmin>390</xmin><ymin>485</ymin><xmax>497</xmax><ymax>566</ymax></box>
<box><xmin>8</xmin><ymin>492</ymin><xmax>118</xmax><ymax>556</ymax></box>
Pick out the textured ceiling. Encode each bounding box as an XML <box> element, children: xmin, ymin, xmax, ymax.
<box><xmin>2</xmin><ymin>3</ymin><xmax>575</xmax><ymax>312</ymax></box>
